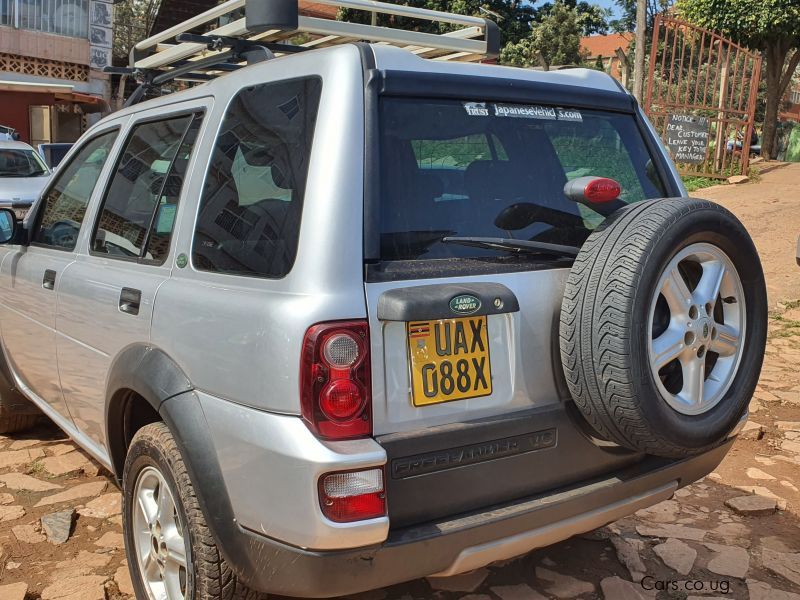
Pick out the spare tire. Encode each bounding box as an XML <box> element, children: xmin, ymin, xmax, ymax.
<box><xmin>559</xmin><ymin>198</ymin><xmax>766</xmax><ymax>458</ymax></box>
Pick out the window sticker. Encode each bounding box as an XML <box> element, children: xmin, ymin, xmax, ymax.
<box><xmin>463</xmin><ymin>102</ymin><xmax>490</xmax><ymax>116</ymax></box>
<box><xmin>489</xmin><ymin>104</ymin><xmax>584</xmax><ymax>123</ymax></box>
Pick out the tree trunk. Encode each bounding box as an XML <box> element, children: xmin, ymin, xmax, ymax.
<box><xmin>632</xmin><ymin>0</ymin><xmax>647</xmax><ymax>101</ymax></box>
<box><xmin>762</xmin><ymin>45</ymin><xmax>785</xmax><ymax>160</ymax></box>
<box><xmin>761</xmin><ymin>43</ymin><xmax>800</xmax><ymax>160</ymax></box>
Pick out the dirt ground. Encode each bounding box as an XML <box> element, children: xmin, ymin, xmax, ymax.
<box><xmin>0</xmin><ymin>165</ymin><xmax>799</xmax><ymax>600</ymax></box>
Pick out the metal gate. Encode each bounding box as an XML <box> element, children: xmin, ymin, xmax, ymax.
<box><xmin>644</xmin><ymin>15</ymin><xmax>762</xmax><ymax>179</ymax></box>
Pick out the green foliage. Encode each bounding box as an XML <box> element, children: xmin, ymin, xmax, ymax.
<box><xmin>537</xmin><ymin>0</ymin><xmax>612</xmax><ymax>35</ymax></box>
<box><xmin>611</xmin><ymin>0</ymin><xmax>673</xmax><ymax>33</ymax></box>
<box><xmin>338</xmin><ymin>0</ymin><xmax>536</xmax><ymax>46</ymax></box>
<box><xmin>113</xmin><ymin>0</ymin><xmax>162</xmax><ymax>60</ymax></box>
<box><xmin>676</xmin><ymin>0</ymin><xmax>800</xmax><ymax>49</ymax></box>
<box><xmin>500</xmin><ymin>2</ymin><xmax>588</xmax><ymax>69</ymax></box>
<box><xmin>682</xmin><ymin>175</ymin><xmax>720</xmax><ymax>192</ymax></box>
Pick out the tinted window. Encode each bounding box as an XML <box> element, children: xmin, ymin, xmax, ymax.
<box><xmin>380</xmin><ymin>98</ymin><xmax>666</xmax><ymax>261</ymax></box>
<box><xmin>33</xmin><ymin>130</ymin><xmax>117</xmax><ymax>250</ymax></box>
<box><xmin>192</xmin><ymin>77</ymin><xmax>322</xmax><ymax>278</ymax></box>
<box><xmin>0</xmin><ymin>149</ymin><xmax>49</xmax><ymax>177</ymax></box>
<box><xmin>92</xmin><ymin>114</ymin><xmax>198</xmax><ymax>262</ymax></box>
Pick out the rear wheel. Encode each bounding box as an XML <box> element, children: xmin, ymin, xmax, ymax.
<box><xmin>123</xmin><ymin>422</ymin><xmax>266</xmax><ymax>600</ymax></box>
<box><xmin>559</xmin><ymin>198</ymin><xmax>767</xmax><ymax>457</ymax></box>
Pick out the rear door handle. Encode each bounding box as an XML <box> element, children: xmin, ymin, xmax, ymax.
<box><xmin>119</xmin><ymin>288</ymin><xmax>142</xmax><ymax>315</ymax></box>
<box><xmin>42</xmin><ymin>269</ymin><xmax>56</xmax><ymax>290</ymax></box>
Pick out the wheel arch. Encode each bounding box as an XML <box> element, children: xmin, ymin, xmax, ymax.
<box><xmin>105</xmin><ymin>344</ymin><xmax>193</xmax><ymax>480</ymax></box>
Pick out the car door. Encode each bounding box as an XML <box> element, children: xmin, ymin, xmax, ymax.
<box><xmin>56</xmin><ymin>106</ymin><xmax>205</xmax><ymax>453</ymax></box>
<box><xmin>0</xmin><ymin>129</ymin><xmax>120</xmax><ymax>421</ymax></box>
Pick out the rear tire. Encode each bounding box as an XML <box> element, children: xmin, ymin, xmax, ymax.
<box><xmin>123</xmin><ymin>422</ymin><xmax>266</xmax><ymax>600</ymax></box>
<box><xmin>559</xmin><ymin>198</ymin><xmax>767</xmax><ymax>457</ymax></box>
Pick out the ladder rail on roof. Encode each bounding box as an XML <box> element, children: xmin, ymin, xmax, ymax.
<box><xmin>130</xmin><ymin>0</ymin><xmax>499</xmax><ymax>75</ymax></box>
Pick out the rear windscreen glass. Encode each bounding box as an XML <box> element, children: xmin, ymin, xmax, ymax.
<box><xmin>379</xmin><ymin>98</ymin><xmax>667</xmax><ymax>261</ymax></box>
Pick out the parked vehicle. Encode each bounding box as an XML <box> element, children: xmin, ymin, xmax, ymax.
<box><xmin>0</xmin><ymin>0</ymin><xmax>767</xmax><ymax>598</ymax></box>
<box><xmin>0</xmin><ymin>124</ymin><xmax>21</xmax><ymax>141</ymax></box>
<box><xmin>38</xmin><ymin>143</ymin><xmax>74</xmax><ymax>169</ymax></box>
<box><xmin>0</xmin><ymin>140</ymin><xmax>51</xmax><ymax>218</ymax></box>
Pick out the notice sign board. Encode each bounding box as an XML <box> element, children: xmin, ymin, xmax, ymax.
<box><xmin>666</xmin><ymin>114</ymin><xmax>710</xmax><ymax>164</ymax></box>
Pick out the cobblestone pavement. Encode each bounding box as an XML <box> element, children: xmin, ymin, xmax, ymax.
<box><xmin>1</xmin><ymin>166</ymin><xmax>799</xmax><ymax>600</ymax></box>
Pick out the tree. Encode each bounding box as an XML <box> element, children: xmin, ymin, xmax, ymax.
<box><xmin>113</xmin><ymin>0</ymin><xmax>162</xmax><ymax>62</ymax></box>
<box><xmin>338</xmin><ymin>0</ymin><xmax>536</xmax><ymax>46</ymax></box>
<box><xmin>677</xmin><ymin>0</ymin><xmax>800</xmax><ymax>159</ymax></box>
<box><xmin>611</xmin><ymin>0</ymin><xmax>674</xmax><ymax>33</ymax></box>
<box><xmin>501</xmin><ymin>2</ymin><xmax>587</xmax><ymax>69</ymax></box>
<box><xmin>536</xmin><ymin>0</ymin><xmax>612</xmax><ymax>35</ymax></box>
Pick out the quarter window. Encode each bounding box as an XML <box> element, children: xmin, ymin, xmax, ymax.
<box><xmin>91</xmin><ymin>114</ymin><xmax>200</xmax><ymax>263</ymax></box>
<box><xmin>192</xmin><ymin>77</ymin><xmax>322</xmax><ymax>278</ymax></box>
<box><xmin>33</xmin><ymin>130</ymin><xmax>118</xmax><ymax>250</ymax></box>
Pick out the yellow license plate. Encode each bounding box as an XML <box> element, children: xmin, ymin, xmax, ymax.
<box><xmin>407</xmin><ymin>316</ymin><xmax>492</xmax><ymax>407</ymax></box>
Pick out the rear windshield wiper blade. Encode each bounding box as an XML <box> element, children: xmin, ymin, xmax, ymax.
<box><xmin>441</xmin><ymin>236</ymin><xmax>580</xmax><ymax>257</ymax></box>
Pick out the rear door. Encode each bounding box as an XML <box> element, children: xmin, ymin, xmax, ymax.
<box><xmin>365</xmin><ymin>92</ymin><xmax>675</xmax><ymax>526</ymax></box>
<box><xmin>368</xmin><ymin>95</ymin><xmax>671</xmax><ymax>434</ymax></box>
<box><xmin>56</xmin><ymin>105</ymin><xmax>206</xmax><ymax>453</ymax></box>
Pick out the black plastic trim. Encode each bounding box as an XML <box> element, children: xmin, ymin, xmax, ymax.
<box><xmin>197</xmin><ymin>440</ymin><xmax>733</xmax><ymax>597</ymax></box>
<box><xmin>377</xmin><ymin>70</ymin><xmax>638</xmax><ymax>113</ymax></box>
<box><xmin>105</xmin><ymin>345</ymin><xmax>193</xmax><ymax>478</ymax></box>
<box><xmin>377</xmin><ymin>282</ymin><xmax>519</xmax><ymax>321</ymax></box>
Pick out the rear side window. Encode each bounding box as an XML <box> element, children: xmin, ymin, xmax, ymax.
<box><xmin>380</xmin><ymin>98</ymin><xmax>666</xmax><ymax>261</ymax></box>
<box><xmin>33</xmin><ymin>130</ymin><xmax>118</xmax><ymax>250</ymax></box>
<box><xmin>192</xmin><ymin>77</ymin><xmax>322</xmax><ymax>278</ymax></box>
<box><xmin>92</xmin><ymin>113</ymin><xmax>201</xmax><ymax>263</ymax></box>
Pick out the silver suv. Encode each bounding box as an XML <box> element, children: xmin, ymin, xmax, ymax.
<box><xmin>0</xmin><ymin>1</ymin><xmax>767</xmax><ymax>598</ymax></box>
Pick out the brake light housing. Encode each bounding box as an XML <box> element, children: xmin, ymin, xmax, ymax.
<box><xmin>563</xmin><ymin>175</ymin><xmax>622</xmax><ymax>205</ymax></box>
<box><xmin>319</xmin><ymin>468</ymin><xmax>386</xmax><ymax>523</ymax></box>
<box><xmin>300</xmin><ymin>320</ymin><xmax>371</xmax><ymax>439</ymax></box>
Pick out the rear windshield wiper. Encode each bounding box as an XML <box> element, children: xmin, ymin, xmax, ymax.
<box><xmin>441</xmin><ymin>236</ymin><xmax>579</xmax><ymax>258</ymax></box>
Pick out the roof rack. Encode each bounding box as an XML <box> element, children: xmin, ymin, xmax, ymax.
<box><xmin>128</xmin><ymin>0</ymin><xmax>500</xmax><ymax>77</ymax></box>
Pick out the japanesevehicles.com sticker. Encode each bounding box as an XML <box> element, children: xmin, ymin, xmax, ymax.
<box><xmin>463</xmin><ymin>102</ymin><xmax>583</xmax><ymax>122</ymax></box>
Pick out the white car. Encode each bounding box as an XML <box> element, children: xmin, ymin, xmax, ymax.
<box><xmin>0</xmin><ymin>140</ymin><xmax>51</xmax><ymax>217</ymax></box>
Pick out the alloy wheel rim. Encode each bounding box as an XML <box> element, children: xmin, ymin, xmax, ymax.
<box><xmin>132</xmin><ymin>466</ymin><xmax>191</xmax><ymax>600</ymax></box>
<box><xmin>647</xmin><ymin>242</ymin><xmax>746</xmax><ymax>416</ymax></box>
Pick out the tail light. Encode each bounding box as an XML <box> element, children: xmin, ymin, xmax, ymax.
<box><xmin>563</xmin><ymin>176</ymin><xmax>622</xmax><ymax>204</ymax></box>
<box><xmin>584</xmin><ymin>177</ymin><xmax>622</xmax><ymax>203</ymax></box>
<box><xmin>300</xmin><ymin>320</ymin><xmax>371</xmax><ymax>439</ymax></box>
<box><xmin>319</xmin><ymin>468</ymin><xmax>386</xmax><ymax>522</ymax></box>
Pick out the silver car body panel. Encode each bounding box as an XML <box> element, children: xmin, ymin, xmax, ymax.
<box><xmin>366</xmin><ymin>269</ymin><xmax>570</xmax><ymax>436</ymax></box>
<box><xmin>152</xmin><ymin>45</ymin><xmax>368</xmax><ymax>414</ymax></box>
<box><xmin>198</xmin><ymin>389</ymin><xmax>388</xmax><ymax>550</ymax></box>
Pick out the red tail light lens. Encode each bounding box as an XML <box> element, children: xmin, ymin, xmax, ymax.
<box><xmin>584</xmin><ymin>177</ymin><xmax>622</xmax><ymax>203</ymax></box>
<box><xmin>300</xmin><ymin>321</ymin><xmax>371</xmax><ymax>439</ymax></box>
<box><xmin>319</xmin><ymin>468</ymin><xmax>386</xmax><ymax>522</ymax></box>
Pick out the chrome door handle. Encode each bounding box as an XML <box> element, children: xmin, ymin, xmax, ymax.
<box><xmin>119</xmin><ymin>288</ymin><xmax>141</xmax><ymax>315</ymax></box>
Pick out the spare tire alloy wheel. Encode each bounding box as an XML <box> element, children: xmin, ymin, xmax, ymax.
<box><xmin>649</xmin><ymin>243</ymin><xmax>745</xmax><ymax>415</ymax></box>
<box><xmin>560</xmin><ymin>198</ymin><xmax>767</xmax><ymax>458</ymax></box>
<box><xmin>132</xmin><ymin>466</ymin><xmax>191</xmax><ymax>600</ymax></box>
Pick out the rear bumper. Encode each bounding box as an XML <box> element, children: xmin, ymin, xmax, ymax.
<box><xmin>216</xmin><ymin>439</ymin><xmax>733</xmax><ymax>597</ymax></box>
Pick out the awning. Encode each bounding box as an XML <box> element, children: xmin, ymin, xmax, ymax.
<box><xmin>0</xmin><ymin>80</ymin><xmax>108</xmax><ymax>113</ymax></box>
<box><xmin>0</xmin><ymin>79</ymin><xmax>74</xmax><ymax>94</ymax></box>
<box><xmin>54</xmin><ymin>91</ymin><xmax>109</xmax><ymax>113</ymax></box>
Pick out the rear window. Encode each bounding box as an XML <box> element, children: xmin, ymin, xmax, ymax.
<box><xmin>379</xmin><ymin>98</ymin><xmax>666</xmax><ymax>262</ymax></box>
